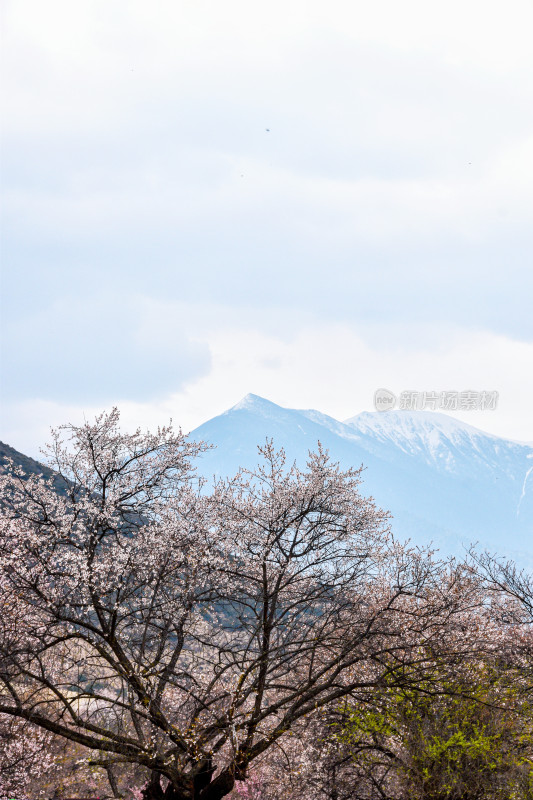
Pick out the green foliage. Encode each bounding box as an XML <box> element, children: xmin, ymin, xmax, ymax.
<box><xmin>336</xmin><ymin>661</ymin><xmax>533</xmax><ymax>800</ymax></box>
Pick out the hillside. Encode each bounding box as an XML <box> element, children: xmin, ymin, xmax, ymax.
<box><xmin>0</xmin><ymin>440</ymin><xmax>68</xmax><ymax>494</ymax></box>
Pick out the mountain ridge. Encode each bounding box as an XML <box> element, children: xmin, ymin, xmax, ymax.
<box><xmin>1</xmin><ymin>396</ymin><xmax>531</xmax><ymax>563</ymax></box>
<box><xmin>191</xmin><ymin>395</ymin><xmax>533</xmax><ymax>563</ymax></box>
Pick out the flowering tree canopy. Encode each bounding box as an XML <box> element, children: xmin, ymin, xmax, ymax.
<box><xmin>0</xmin><ymin>410</ymin><xmax>477</xmax><ymax>800</ymax></box>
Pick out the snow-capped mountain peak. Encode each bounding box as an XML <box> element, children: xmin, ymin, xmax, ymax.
<box><xmin>228</xmin><ymin>394</ymin><xmax>285</xmax><ymax>417</ymax></box>
<box><xmin>191</xmin><ymin>395</ymin><xmax>533</xmax><ymax>562</ymax></box>
<box><xmin>342</xmin><ymin>409</ymin><xmax>533</xmax><ymax>484</ymax></box>
<box><xmin>344</xmin><ymin>409</ymin><xmax>505</xmax><ymax>444</ymax></box>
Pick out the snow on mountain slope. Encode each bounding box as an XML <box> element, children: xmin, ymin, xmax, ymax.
<box><xmin>345</xmin><ymin>410</ymin><xmax>530</xmax><ymax>480</ymax></box>
<box><xmin>191</xmin><ymin>395</ymin><xmax>533</xmax><ymax>563</ymax></box>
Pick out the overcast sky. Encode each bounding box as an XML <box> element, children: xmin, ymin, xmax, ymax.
<box><xmin>1</xmin><ymin>0</ymin><xmax>532</xmax><ymax>456</ymax></box>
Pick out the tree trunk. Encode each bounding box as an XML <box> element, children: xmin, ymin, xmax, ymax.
<box><xmin>197</xmin><ymin>767</ymin><xmax>236</xmax><ymax>800</ymax></box>
<box><xmin>141</xmin><ymin>764</ymin><xmax>236</xmax><ymax>800</ymax></box>
<box><xmin>164</xmin><ymin>784</ymin><xmax>191</xmax><ymax>800</ymax></box>
<box><xmin>141</xmin><ymin>771</ymin><xmax>197</xmax><ymax>800</ymax></box>
<box><xmin>141</xmin><ymin>772</ymin><xmax>166</xmax><ymax>800</ymax></box>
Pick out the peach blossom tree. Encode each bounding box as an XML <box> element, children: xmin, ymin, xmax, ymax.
<box><xmin>0</xmin><ymin>410</ymin><xmax>480</xmax><ymax>800</ymax></box>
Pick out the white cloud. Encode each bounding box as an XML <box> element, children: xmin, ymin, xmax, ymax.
<box><xmin>0</xmin><ymin>295</ymin><xmax>211</xmax><ymax>404</ymax></box>
<box><xmin>3</xmin><ymin>316</ymin><xmax>532</xmax><ymax>457</ymax></box>
<box><xmin>2</xmin><ymin>0</ymin><xmax>532</xmax><ymax>454</ymax></box>
<box><xmin>167</xmin><ymin>321</ymin><xmax>533</xmax><ymax>440</ymax></box>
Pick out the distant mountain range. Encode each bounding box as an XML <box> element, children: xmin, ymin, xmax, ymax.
<box><xmin>2</xmin><ymin>395</ymin><xmax>532</xmax><ymax>563</ymax></box>
<box><xmin>191</xmin><ymin>394</ymin><xmax>533</xmax><ymax>563</ymax></box>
